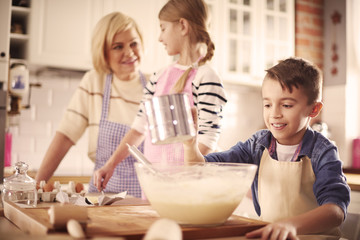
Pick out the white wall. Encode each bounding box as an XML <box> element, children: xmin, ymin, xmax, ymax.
<box><xmin>8</xmin><ymin>69</ymin><xmax>94</xmax><ymax>176</ymax></box>
<box><xmin>219</xmin><ymin>83</ymin><xmax>263</xmax><ymax>150</ymax></box>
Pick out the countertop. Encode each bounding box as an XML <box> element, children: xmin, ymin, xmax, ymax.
<box><xmin>343</xmin><ymin>168</ymin><xmax>360</xmax><ymax>191</ymax></box>
<box><xmin>0</xmin><ymin>196</ymin><xmax>354</xmax><ymax>240</ymax></box>
<box><xmin>4</xmin><ymin>167</ymin><xmax>360</xmax><ymax>190</ymax></box>
<box><xmin>1</xmin><ymin>167</ymin><xmax>359</xmax><ymax>239</ymax></box>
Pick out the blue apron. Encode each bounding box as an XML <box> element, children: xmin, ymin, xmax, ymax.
<box><xmin>88</xmin><ymin>72</ymin><xmax>146</xmax><ymax>197</ymax></box>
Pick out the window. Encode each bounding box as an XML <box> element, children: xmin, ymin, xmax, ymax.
<box><xmin>206</xmin><ymin>0</ymin><xmax>294</xmax><ymax>86</ymax></box>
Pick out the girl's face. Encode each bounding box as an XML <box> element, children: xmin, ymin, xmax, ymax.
<box><xmin>262</xmin><ymin>78</ymin><xmax>315</xmax><ymax>145</ymax></box>
<box><xmin>107</xmin><ymin>27</ymin><xmax>142</xmax><ymax>80</ymax></box>
<box><xmin>158</xmin><ymin>20</ymin><xmax>183</xmax><ymax>56</ymax></box>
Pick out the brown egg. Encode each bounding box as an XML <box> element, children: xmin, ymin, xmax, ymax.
<box><xmin>43</xmin><ymin>182</ymin><xmax>54</xmax><ymax>192</ymax></box>
<box><xmin>75</xmin><ymin>182</ymin><xmax>84</xmax><ymax>193</ymax></box>
<box><xmin>36</xmin><ymin>182</ymin><xmax>40</xmax><ymax>190</ymax></box>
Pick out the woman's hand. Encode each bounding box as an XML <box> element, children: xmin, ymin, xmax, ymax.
<box><xmin>92</xmin><ymin>129</ymin><xmax>145</xmax><ymax>191</ymax></box>
<box><xmin>246</xmin><ymin>222</ymin><xmax>298</xmax><ymax>240</ymax></box>
<box><xmin>93</xmin><ymin>163</ymin><xmax>115</xmax><ymax>192</ymax></box>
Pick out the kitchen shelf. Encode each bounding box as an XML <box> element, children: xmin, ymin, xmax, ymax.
<box><xmin>11</xmin><ymin>6</ymin><xmax>30</xmax><ymax>16</ymax></box>
<box><xmin>10</xmin><ymin>33</ymin><xmax>29</xmax><ymax>41</ymax></box>
<box><xmin>9</xmin><ymin>1</ymin><xmax>30</xmax><ymax>63</ymax></box>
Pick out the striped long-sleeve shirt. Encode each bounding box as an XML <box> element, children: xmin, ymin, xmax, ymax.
<box><xmin>131</xmin><ymin>63</ymin><xmax>227</xmax><ymax>150</ymax></box>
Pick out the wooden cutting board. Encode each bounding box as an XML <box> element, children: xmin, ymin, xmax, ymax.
<box><xmin>3</xmin><ymin>200</ymin><xmax>266</xmax><ymax>240</ymax></box>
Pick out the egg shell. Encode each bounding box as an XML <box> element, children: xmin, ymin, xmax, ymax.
<box><xmin>43</xmin><ymin>182</ymin><xmax>54</xmax><ymax>192</ymax></box>
<box><xmin>53</xmin><ymin>181</ymin><xmax>61</xmax><ymax>190</ymax></box>
<box><xmin>68</xmin><ymin>181</ymin><xmax>76</xmax><ymax>193</ymax></box>
<box><xmin>144</xmin><ymin>218</ymin><xmax>182</xmax><ymax>240</ymax></box>
<box><xmin>67</xmin><ymin>219</ymin><xmax>86</xmax><ymax>239</ymax></box>
<box><xmin>39</xmin><ymin>180</ymin><xmax>46</xmax><ymax>189</ymax></box>
<box><xmin>75</xmin><ymin>183</ymin><xmax>84</xmax><ymax>193</ymax></box>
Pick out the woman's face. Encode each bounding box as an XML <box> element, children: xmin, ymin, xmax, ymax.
<box><xmin>107</xmin><ymin>27</ymin><xmax>143</xmax><ymax>80</ymax></box>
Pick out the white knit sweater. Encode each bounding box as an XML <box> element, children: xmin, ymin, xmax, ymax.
<box><xmin>57</xmin><ymin>69</ymin><xmax>148</xmax><ymax>161</ymax></box>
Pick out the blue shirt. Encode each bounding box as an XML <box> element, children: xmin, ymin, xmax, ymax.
<box><xmin>205</xmin><ymin>127</ymin><xmax>351</xmax><ymax>217</ymax></box>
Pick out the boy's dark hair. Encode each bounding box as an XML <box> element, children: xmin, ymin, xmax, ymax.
<box><xmin>265</xmin><ymin>57</ymin><xmax>323</xmax><ymax>105</ymax></box>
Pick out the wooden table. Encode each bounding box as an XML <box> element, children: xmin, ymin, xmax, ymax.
<box><xmin>1</xmin><ymin>196</ymin><xmax>267</xmax><ymax>240</ymax></box>
<box><xmin>1</xmin><ymin>197</ymin><xmax>347</xmax><ymax>240</ymax></box>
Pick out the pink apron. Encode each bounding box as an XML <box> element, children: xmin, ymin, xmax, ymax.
<box><xmin>144</xmin><ymin>65</ymin><xmax>195</xmax><ymax>165</ymax></box>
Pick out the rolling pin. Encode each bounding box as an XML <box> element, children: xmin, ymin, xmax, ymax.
<box><xmin>48</xmin><ymin>204</ymin><xmax>88</xmax><ymax>229</ymax></box>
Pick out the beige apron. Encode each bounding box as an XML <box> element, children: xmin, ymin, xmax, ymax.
<box><xmin>258</xmin><ymin>148</ymin><xmax>318</xmax><ymax>222</ymax></box>
<box><xmin>258</xmin><ymin>148</ymin><xmax>341</xmax><ymax>236</ymax></box>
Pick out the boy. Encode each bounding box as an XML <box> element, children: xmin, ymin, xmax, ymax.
<box><xmin>184</xmin><ymin>58</ymin><xmax>350</xmax><ymax>239</ymax></box>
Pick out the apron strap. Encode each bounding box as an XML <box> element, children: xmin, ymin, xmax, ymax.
<box><xmin>101</xmin><ymin>72</ymin><xmax>146</xmax><ymax>120</ymax></box>
<box><xmin>139</xmin><ymin>71</ymin><xmax>146</xmax><ymax>87</ymax></box>
<box><xmin>100</xmin><ymin>74</ymin><xmax>113</xmax><ymax>120</ymax></box>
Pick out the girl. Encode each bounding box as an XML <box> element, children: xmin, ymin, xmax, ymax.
<box><xmin>93</xmin><ymin>0</ymin><xmax>227</xmax><ymax>193</ymax></box>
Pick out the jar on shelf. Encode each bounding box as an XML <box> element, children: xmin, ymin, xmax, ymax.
<box><xmin>2</xmin><ymin>161</ymin><xmax>37</xmax><ymax>207</ymax></box>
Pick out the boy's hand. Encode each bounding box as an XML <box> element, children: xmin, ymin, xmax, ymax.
<box><xmin>246</xmin><ymin>222</ymin><xmax>299</xmax><ymax>240</ymax></box>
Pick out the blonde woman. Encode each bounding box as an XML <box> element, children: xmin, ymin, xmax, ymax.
<box><xmin>94</xmin><ymin>0</ymin><xmax>227</xmax><ymax>193</ymax></box>
<box><xmin>36</xmin><ymin>12</ymin><xmax>149</xmax><ymax>197</ymax></box>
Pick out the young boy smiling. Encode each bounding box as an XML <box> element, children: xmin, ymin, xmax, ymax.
<box><xmin>184</xmin><ymin>58</ymin><xmax>350</xmax><ymax>239</ymax></box>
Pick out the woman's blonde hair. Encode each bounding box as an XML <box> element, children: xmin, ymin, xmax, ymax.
<box><xmin>159</xmin><ymin>0</ymin><xmax>215</xmax><ymax>93</ymax></box>
<box><xmin>91</xmin><ymin>12</ymin><xmax>144</xmax><ymax>76</ymax></box>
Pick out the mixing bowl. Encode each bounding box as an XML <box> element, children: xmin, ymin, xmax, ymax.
<box><xmin>135</xmin><ymin>162</ymin><xmax>257</xmax><ymax>226</ymax></box>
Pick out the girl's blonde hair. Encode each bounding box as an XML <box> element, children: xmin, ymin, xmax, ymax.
<box><xmin>159</xmin><ymin>0</ymin><xmax>215</xmax><ymax>93</ymax></box>
<box><xmin>91</xmin><ymin>12</ymin><xmax>144</xmax><ymax>76</ymax></box>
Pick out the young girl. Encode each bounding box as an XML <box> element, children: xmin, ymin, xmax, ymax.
<box><xmin>93</xmin><ymin>0</ymin><xmax>227</xmax><ymax>193</ymax></box>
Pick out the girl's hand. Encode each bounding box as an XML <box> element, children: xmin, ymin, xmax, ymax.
<box><xmin>93</xmin><ymin>164</ymin><xmax>115</xmax><ymax>192</ymax></box>
<box><xmin>246</xmin><ymin>222</ymin><xmax>299</xmax><ymax>240</ymax></box>
<box><xmin>184</xmin><ymin>107</ymin><xmax>198</xmax><ymax>147</ymax></box>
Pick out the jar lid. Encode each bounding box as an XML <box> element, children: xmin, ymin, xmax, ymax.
<box><xmin>3</xmin><ymin>161</ymin><xmax>36</xmax><ymax>191</ymax></box>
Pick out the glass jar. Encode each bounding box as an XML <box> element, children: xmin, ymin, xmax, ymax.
<box><xmin>2</xmin><ymin>161</ymin><xmax>37</xmax><ymax>207</ymax></box>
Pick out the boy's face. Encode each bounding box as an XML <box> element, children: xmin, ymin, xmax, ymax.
<box><xmin>262</xmin><ymin>77</ymin><xmax>315</xmax><ymax>145</ymax></box>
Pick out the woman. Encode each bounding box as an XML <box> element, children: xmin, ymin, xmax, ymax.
<box><xmin>35</xmin><ymin>12</ymin><xmax>148</xmax><ymax>197</ymax></box>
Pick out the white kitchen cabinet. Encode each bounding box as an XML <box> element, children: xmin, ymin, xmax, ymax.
<box><xmin>28</xmin><ymin>0</ymin><xmax>170</xmax><ymax>72</ymax></box>
<box><xmin>1</xmin><ymin>0</ymin><xmax>32</xmax><ymax>86</ymax></box>
<box><xmin>10</xmin><ymin>4</ymin><xmax>31</xmax><ymax>63</ymax></box>
<box><xmin>28</xmin><ymin>0</ymin><xmax>294</xmax><ymax>79</ymax></box>
<box><xmin>29</xmin><ymin>0</ymin><xmax>103</xmax><ymax>71</ymax></box>
<box><xmin>0</xmin><ymin>0</ymin><xmax>11</xmax><ymax>86</ymax></box>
